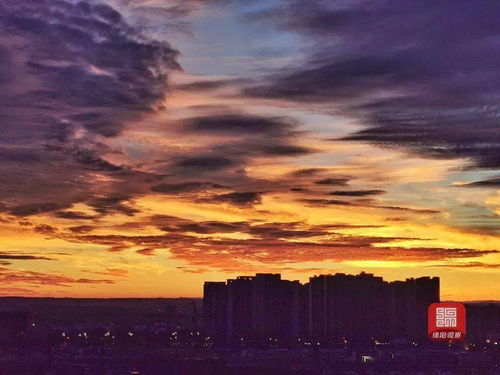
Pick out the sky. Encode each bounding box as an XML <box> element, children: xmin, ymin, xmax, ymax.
<box><xmin>0</xmin><ymin>0</ymin><xmax>498</xmax><ymax>300</ymax></box>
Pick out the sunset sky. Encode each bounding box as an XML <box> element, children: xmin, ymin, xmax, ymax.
<box><xmin>0</xmin><ymin>0</ymin><xmax>498</xmax><ymax>300</ymax></box>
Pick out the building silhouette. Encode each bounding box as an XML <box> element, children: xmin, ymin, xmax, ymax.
<box><xmin>203</xmin><ymin>282</ymin><xmax>228</xmax><ymax>342</ymax></box>
<box><xmin>466</xmin><ymin>303</ymin><xmax>500</xmax><ymax>343</ymax></box>
<box><xmin>204</xmin><ymin>272</ymin><xmax>439</xmax><ymax>344</ymax></box>
<box><xmin>204</xmin><ymin>274</ymin><xmax>306</xmax><ymax>344</ymax></box>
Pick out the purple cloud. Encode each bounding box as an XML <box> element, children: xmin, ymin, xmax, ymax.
<box><xmin>246</xmin><ymin>0</ymin><xmax>500</xmax><ymax>170</ymax></box>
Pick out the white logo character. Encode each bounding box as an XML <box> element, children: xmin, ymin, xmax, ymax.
<box><xmin>436</xmin><ymin>307</ymin><xmax>457</xmax><ymax>327</ymax></box>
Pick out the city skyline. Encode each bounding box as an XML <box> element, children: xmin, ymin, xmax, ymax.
<box><xmin>0</xmin><ymin>0</ymin><xmax>499</xmax><ymax>300</ymax></box>
<box><xmin>204</xmin><ymin>272</ymin><xmax>440</xmax><ymax>343</ymax></box>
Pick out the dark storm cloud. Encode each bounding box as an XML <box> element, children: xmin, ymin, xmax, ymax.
<box><xmin>0</xmin><ymin>0</ymin><xmax>178</xmax><ymax>214</ymax></box>
<box><xmin>330</xmin><ymin>190</ymin><xmax>385</xmax><ymax>197</ymax></box>
<box><xmin>458</xmin><ymin>177</ymin><xmax>500</xmax><ymax>188</ymax></box>
<box><xmin>246</xmin><ymin>0</ymin><xmax>500</xmax><ymax>170</ymax></box>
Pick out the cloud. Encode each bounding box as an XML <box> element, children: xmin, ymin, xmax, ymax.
<box><xmin>173</xmin><ymin>156</ymin><xmax>236</xmax><ymax>171</ymax></box>
<box><xmin>300</xmin><ymin>198</ymin><xmax>352</xmax><ymax>207</ymax></box>
<box><xmin>8</xmin><ymin>203</ymin><xmax>69</xmax><ymax>217</ymax></box>
<box><xmin>245</xmin><ymin>0</ymin><xmax>500</xmax><ymax>170</ymax></box>
<box><xmin>136</xmin><ymin>248</ymin><xmax>156</xmax><ymax>256</ymax></box>
<box><xmin>103</xmin><ymin>268</ymin><xmax>129</xmax><ymax>277</ymax></box>
<box><xmin>375</xmin><ymin>206</ymin><xmax>440</xmax><ymax>214</ymax></box>
<box><xmin>314</xmin><ymin>178</ymin><xmax>350</xmax><ymax>186</ymax></box>
<box><xmin>182</xmin><ymin>114</ymin><xmax>297</xmax><ymax>137</ymax></box>
<box><xmin>330</xmin><ymin>190</ymin><xmax>385</xmax><ymax>197</ymax></box>
<box><xmin>75</xmin><ymin>278</ymin><xmax>114</xmax><ymax>284</ymax></box>
<box><xmin>72</xmin><ymin>149</ymin><xmax>125</xmax><ymax>172</ymax></box>
<box><xmin>155</xmin><ymin>217</ymin><xmax>383</xmax><ymax>238</ymax></box>
<box><xmin>211</xmin><ymin>191</ymin><xmax>263</xmax><ymax>206</ymax></box>
<box><xmin>248</xmin><ymin>223</ymin><xmax>325</xmax><ymax>239</ymax></box>
<box><xmin>88</xmin><ymin>195</ymin><xmax>140</xmax><ymax>216</ymax></box>
<box><xmin>151</xmin><ymin>181</ymin><xmax>225</xmax><ymax>194</ymax></box>
<box><xmin>300</xmin><ymin>198</ymin><xmax>440</xmax><ymax>214</ymax></box>
<box><xmin>107</xmin><ymin>0</ymin><xmax>225</xmax><ymax>35</ymax></box>
<box><xmin>54</xmin><ymin>211</ymin><xmax>96</xmax><ymax>220</ymax></box>
<box><xmin>161</xmin><ymin>219</ymin><xmax>247</xmax><ymax>234</ymax></box>
<box><xmin>175</xmin><ymin>78</ymin><xmax>251</xmax><ymax>92</ymax></box>
<box><xmin>0</xmin><ymin>0</ymin><xmax>178</xmax><ymax>214</ymax></box>
<box><xmin>458</xmin><ymin>177</ymin><xmax>500</xmax><ymax>188</ymax></box>
<box><xmin>60</xmin><ymin>214</ymin><xmax>498</xmax><ymax>272</ymax></box>
<box><xmin>428</xmin><ymin>262</ymin><xmax>500</xmax><ymax>269</ymax></box>
<box><xmin>259</xmin><ymin>144</ymin><xmax>314</xmax><ymax>156</ymax></box>
<box><xmin>290</xmin><ymin>168</ymin><xmax>325</xmax><ymax>177</ymax></box>
<box><xmin>176</xmin><ymin>114</ymin><xmax>315</xmax><ymax>172</ymax></box>
<box><xmin>2</xmin><ymin>0</ymin><xmax>178</xmax><ymax>134</ymax></box>
<box><xmin>168</xmin><ymin>242</ymin><xmax>498</xmax><ymax>272</ymax></box>
<box><xmin>1</xmin><ymin>0</ymin><xmax>497</xmax><ymax>287</ymax></box>
<box><xmin>0</xmin><ymin>269</ymin><xmax>114</xmax><ymax>286</ymax></box>
<box><xmin>34</xmin><ymin>224</ymin><xmax>57</xmax><ymax>234</ymax></box>
<box><xmin>0</xmin><ymin>251</ymin><xmax>53</xmax><ymax>261</ymax></box>
<box><xmin>68</xmin><ymin>225</ymin><xmax>95</xmax><ymax>234</ymax></box>
<box><xmin>44</xmin><ymin>210</ymin><xmax>496</xmax><ymax>272</ymax></box>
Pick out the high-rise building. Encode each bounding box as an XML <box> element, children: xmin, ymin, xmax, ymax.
<box><xmin>204</xmin><ymin>274</ymin><xmax>305</xmax><ymax>343</ymax></box>
<box><xmin>250</xmin><ymin>273</ymin><xmax>302</xmax><ymax>340</ymax></box>
<box><xmin>390</xmin><ymin>276</ymin><xmax>440</xmax><ymax>340</ymax></box>
<box><xmin>308</xmin><ymin>272</ymin><xmax>396</xmax><ymax>341</ymax></box>
<box><xmin>203</xmin><ymin>272</ymin><xmax>440</xmax><ymax>345</ymax></box>
<box><xmin>203</xmin><ymin>281</ymin><xmax>228</xmax><ymax>343</ymax></box>
<box><xmin>466</xmin><ymin>303</ymin><xmax>500</xmax><ymax>343</ymax></box>
<box><xmin>226</xmin><ymin>276</ymin><xmax>254</xmax><ymax>341</ymax></box>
